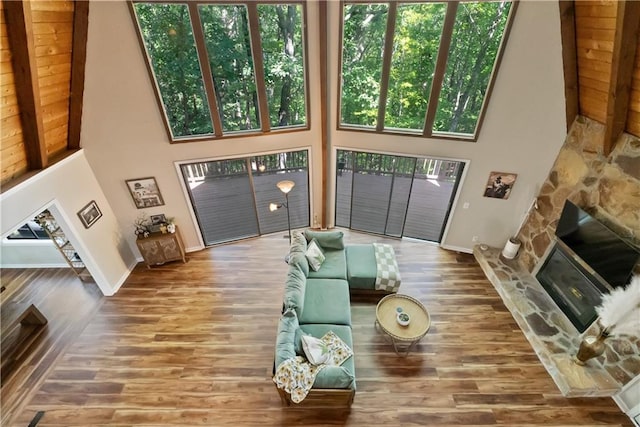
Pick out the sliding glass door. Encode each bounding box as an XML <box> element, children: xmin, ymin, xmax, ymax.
<box><xmin>336</xmin><ymin>150</ymin><xmax>463</xmax><ymax>242</ymax></box>
<box><xmin>181</xmin><ymin>150</ymin><xmax>309</xmax><ymax>246</ymax></box>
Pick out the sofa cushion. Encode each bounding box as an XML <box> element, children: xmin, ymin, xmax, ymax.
<box><xmin>299</xmin><ymin>279</ymin><xmax>351</xmax><ymax>326</ymax></box>
<box><xmin>299</xmin><ymin>323</ymin><xmax>356</xmax><ymax>390</ymax></box>
<box><xmin>290</xmin><ymin>231</ymin><xmax>307</xmax><ymax>254</ymax></box>
<box><xmin>275</xmin><ymin>309</ymin><xmax>299</xmax><ymax>367</ymax></box>
<box><xmin>304</xmin><ymin>230</ymin><xmax>345</xmax><ymax>250</ymax></box>
<box><xmin>345</xmin><ymin>244</ymin><xmax>377</xmax><ymax>289</ymax></box>
<box><xmin>305</xmin><ymin>238</ymin><xmax>325</xmax><ymax>272</ymax></box>
<box><xmin>288</xmin><ymin>251</ymin><xmax>309</xmax><ymax>278</ymax></box>
<box><xmin>307</xmin><ymin>249</ymin><xmax>347</xmax><ymax>280</ymax></box>
<box><xmin>283</xmin><ymin>264</ymin><xmax>306</xmax><ymax>318</ymax></box>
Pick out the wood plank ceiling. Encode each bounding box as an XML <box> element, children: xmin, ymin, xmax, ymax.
<box><xmin>562</xmin><ymin>0</ymin><xmax>640</xmax><ymax>154</ymax></box>
<box><xmin>0</xmin><ymin>1</ymin><xmax>639</xmax><ymax>189</ymax></box>
<box><xmin>0</xmin><ymin>0</ymin><xmax>88</xmax><ymax>189</ymax></box>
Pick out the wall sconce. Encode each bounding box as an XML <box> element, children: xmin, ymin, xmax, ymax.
<box><xmin>270</xmin><ymin>180</ymin><xmax>295</xmax><ymax>243</ymax></box>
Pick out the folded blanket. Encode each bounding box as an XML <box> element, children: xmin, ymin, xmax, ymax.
<box><xmin>373</xmin><ymin>243</ymin><xmax>401</xmax><ymax>292</ymax></box>
<box><xmin>274</xmin><ymin>330</ymin><xmax>353</xmax><ymax>403</ymax></box>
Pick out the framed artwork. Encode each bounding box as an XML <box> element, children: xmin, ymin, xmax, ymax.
<box><xmin>77</xmin><ymin>200</ymin><xmax>102</xmax><ymax>229</ymax></box>
<box><xmin>126</xmin><ymin>177</ymin><xmax>165</xmax><ymax>209</ymax></box>
<box><xmin>150</xmin><ymin>214</ymin><xmax>167</xmax><ymax>225</ymax></box>
<box><xmin>483</xmin><ymin>171</ymin><xmax>517</xmax><ymax>200</ymax></box>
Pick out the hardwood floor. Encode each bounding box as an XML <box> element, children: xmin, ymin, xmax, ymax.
<box><xmin>0</xmin><ymin>268</ymin><xmax>103</xmax><ymax>426</ymax></box>
<box><xmin>7</xmin><ymin>230</ymin><xmax>633</xmax><ymax>426</ymax></box>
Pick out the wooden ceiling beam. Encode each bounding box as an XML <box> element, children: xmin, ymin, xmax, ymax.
<box><xmin>68</xmin><ymin>0</ymin><xmax>90</xmax><ymax>150</ymax></box>
<box><xmin>559</xmin><ymin>1</ymin><xmax>579</xmax><ymax>132</ymax></box>
<box><xmin>4</xmin><ymin>0</ymin><xmax>47</xmax><ymax>169</ymax></box>
<box><xmin>603</xmin><ymin>0</ymin><xmax>640</xmax><ymax>155</ymax></box>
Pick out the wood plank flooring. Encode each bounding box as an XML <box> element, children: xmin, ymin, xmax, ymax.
<box><xmin>0</xmin><ymin>268</ymin><xmax>103</xmax><ymax>426</ymax></box>
<box><xmin>7</xmin><ymin>230</ymin><xmax>633</xmax><ymax>426</ymax></box>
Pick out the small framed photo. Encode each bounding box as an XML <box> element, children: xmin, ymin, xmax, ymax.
<box><xmin>126</xmin><ymin>177</ymin><xmax>165</xmax><ymax>209</ymax></box>
<box><xmin>77</xmin><ymin>200</ymin><xmax>102</xmax><ymax>229</ymax></box>
<box><xmin>483</xmin><ymin>171</ymin><xmax>517</xmax><ymax>200</ymax></box>
<box><xmin>150</xmin><ymin>214</ymin><xmax>167</xmax><ymax>225</ymax></box>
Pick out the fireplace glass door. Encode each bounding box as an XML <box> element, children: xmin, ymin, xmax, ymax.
<box><xmin>535</xmin><ymin>245</ymin><xmax>605</xmax><ymax>332</ymax></box>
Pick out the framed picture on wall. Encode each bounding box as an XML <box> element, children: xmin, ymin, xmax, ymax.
<box><xmin>126</xmin><ymin>177</ymin><xmax>165</xmax><ymax>209</ymax></box>
<box><xmin>77</xmin><ymin>200</ymin><xmax>102</xmax><ymax>229</ymax></box>
<box><xmin>483</xmin><ymin>171</ymin><xmax>517</xmax><ymax>200</ymax></box>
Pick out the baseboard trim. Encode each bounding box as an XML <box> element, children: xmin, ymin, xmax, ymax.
<box><xmin>440</xmin><ymin>244</ymin><xmax>473</xmax><ymax>254</ymax></box>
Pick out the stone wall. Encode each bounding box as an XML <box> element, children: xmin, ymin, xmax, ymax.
<box><xmin>517</xmin><ymin>116</ymin><xmax>640</xmax><ymax>272</ymax></box>
<box><xmin>514</xmin><ymin>116</ymin><xmax>640</xmax><ymax>385</ymax></box>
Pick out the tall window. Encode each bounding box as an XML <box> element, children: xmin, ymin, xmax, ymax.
<box><xmin>131</xmin><ymin>2</ymin><xmax>308</xmax><ymax>141</ymax></box>
<box><xmin>339</xmin><ymin>1</ymin><xmax>516</xmax><ymax>140</ymax></box>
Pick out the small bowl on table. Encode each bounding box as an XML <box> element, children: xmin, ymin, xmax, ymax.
<box><xmin>396</xmin><ymin>311</ymin><xmax>411</xmax><ymax>326</ymax></box>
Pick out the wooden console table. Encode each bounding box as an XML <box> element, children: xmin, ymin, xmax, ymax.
<box><xmin>136</xmin><ymin>226</ymin><xmax>187</xmax><ymax>268</ymax></box>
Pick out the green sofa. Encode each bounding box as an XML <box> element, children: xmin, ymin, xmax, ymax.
<box><xmin>274</xmin><ymin>230</ymin><xmax>399</xmax><ymax>406</ymax></box>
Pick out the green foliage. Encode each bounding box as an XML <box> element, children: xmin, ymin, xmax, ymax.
<box><xmin>134</xmin><ymin>2</ymin><xmax>308</xmax><ymax>139</ymax></box>
<box><xmin>134</xmin><ymin>3</ymin><xmax>213</xmax><ymax>138</ymax></box>
<box><xmin>385</xmin><ymin>3</ymin><xmax>446</xmax><ymax>130</ymax></box>
<box><xmin>199</xmin><ymin>5</ymin><xmax>259</xmax><ymax>132</ymax></box>
<box><xmin>259</xmin><ymin>4</ymin><xmax>306</xmax><ymax>128</ymax></box>
<box><xmin>434</xmin><ymin>1</ymin><xmax>512</xmax><ymax>134</ymax></box>
<box><xmin>341</xmin><ymin>4</ymin><xmax>388</xmax><ymax>127</ymax></box>
<box><xmin>340</xmin><ymin>1</ymin><xmax>512</xmax><ymax>137</ymax></box>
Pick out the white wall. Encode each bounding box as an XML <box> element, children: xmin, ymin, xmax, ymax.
<box><xmin>81</xmin><ymin>0</ymin><xmax>566</xmax><ymax>256</ymax></box>
<box><xmin>0</xmin><ymin>151</ymin><xmax>137</xmax><ymax>295</ymax></box>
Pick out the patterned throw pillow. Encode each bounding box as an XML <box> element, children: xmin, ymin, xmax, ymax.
<box><xmin>305</xmin><ymin>238</ymin><xmax>325</xmax><ymax>272</ymax></box>
<box><xmin>301</xmin><ymin>335</ymin><xmax>330</xmax><ymax>365</ymax></box>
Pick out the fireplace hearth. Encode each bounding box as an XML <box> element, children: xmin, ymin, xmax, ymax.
<box><xmin>474</xmin><ymin>244</ymin><xmax>638</xmax><ymax>397</ymax></box>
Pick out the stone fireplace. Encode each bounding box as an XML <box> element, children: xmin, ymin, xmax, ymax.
<box><xmin>475</xmin><ymin>117</ymin><xmax>640</xmax><ymax>396</ymax></box>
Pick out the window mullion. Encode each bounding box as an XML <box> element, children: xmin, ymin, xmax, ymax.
<box><xmin>188</xmin><ymin>3</ymin><xmax>223</xmax><ymax>138</ymax></box>
<box><xmin>422</xmin><ymin>1</ymin><xmax>458</xmax><ymax>137</ymax></box>
<box><xmin>247</xmin><ymin>3</ymin><xmax>271</xmax><ymax>133</ymax></box>
<box><xmin>376</xmin><ymin>2</ymin><xmax>397</xmax><ymax>132</ymax></box>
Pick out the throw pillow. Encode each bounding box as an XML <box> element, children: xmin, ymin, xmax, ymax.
<box><xmin>305</xmin><ymin>238</ymin><xmax>325</xmax><ymax>272</ymax></box>
<box><xmin>321</xmin><ymin>330</ymin><xmax>353</xmax><ymax>366</ymax></box>
<box><xmin>301</xmin><ymin>334</ymin><xmax>330</xmax><ymax>365</ymax></box>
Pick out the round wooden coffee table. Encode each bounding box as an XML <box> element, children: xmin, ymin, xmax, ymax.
<box><xmin>375</xmin><ymin>294</ymin><xmax>430</xmax><ymax>356</ymax></box>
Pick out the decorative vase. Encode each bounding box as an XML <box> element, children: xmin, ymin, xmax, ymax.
<box><xmin>501</xmin><ymin>237</ymin><xmax>521</xmax><ymax>260</ymax></box>
<box><xmin>167</xmin><ymin>223</ymin><xmax>176</xmax><ymax>233</ymax></box>
<box><xmin>574</xmin><ymin>329</ymin><xmax>608</xmax><ymax>366</ymax></box>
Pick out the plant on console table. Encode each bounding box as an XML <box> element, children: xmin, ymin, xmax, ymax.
<box><xmin>574</xmin><ymin>275</ymin><xmax>640</xmax><ymax>365</ymax></box>
<box><xmin>134</xmin><ymin>213</ymin><xmax>151</xmax><ymax>238</ymax></box>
